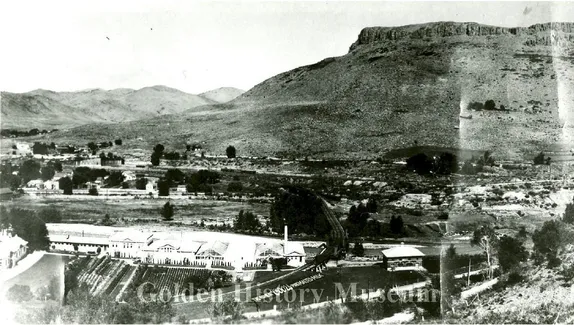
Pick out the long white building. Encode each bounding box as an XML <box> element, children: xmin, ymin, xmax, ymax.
<box><xmin>46</xmin><ymin>224</ymin><xmax>307</xmax><ymax>270</ymax></box>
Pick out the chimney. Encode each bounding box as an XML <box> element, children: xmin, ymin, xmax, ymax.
<box><xmin>284</xmin><ymin>225</ymin><xmax>288</xmax><ymax>255</ymax></box>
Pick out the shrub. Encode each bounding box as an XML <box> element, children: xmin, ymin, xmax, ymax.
<box><xmin>497</xmin><ymin>235</ymin><xmax>528</xmax><ymax>272</ymax></box>
<box><xmin>135</xmin><ymin>178</ymin><xmax>147</xmax><ymax>190</ymax></box>
<box><xmin>563</xmin><ymin>197</ymin><xmax>574</xmax><ymax>224</ymax></box>
<box><xmin>226</xmin><ymin>146</ymin><xmax>237</xmax><ymax>158</ymax></box>
<box><xmin>6</xmin><ymin>284</ymin><xmax>33</xmax><ymax>302</ymax></box>
<box><xmin>484</xmin><ymin>99</ymin><xmax>496</xmax><ymax>111</ymax></box>
<box><xmin>114</xmin><ymin>139</ymin><xmax>122</xmax><ymax>145</ymax></box>
<box><xmin>161</xmin><ymin>201</ymin><xmax>174</xmax><ymax>221</ymax></box>
<box><xmin>88</xmin><ymin>187</ymin><xmax>98</xmax><ymax>196</ymax></box>
<box><xmin>227</xmin><ymin>182</ymin><xmax>243</xmax><ymax>193</ymax></box>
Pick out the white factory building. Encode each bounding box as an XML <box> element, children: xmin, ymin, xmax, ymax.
<box><xmin>46</xmin><ymin>224</ymin><xmax>307</xmax><ymax>270</ymax></box>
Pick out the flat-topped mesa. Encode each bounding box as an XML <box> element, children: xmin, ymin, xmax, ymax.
<box><xmin>349</xmin><ymin>21</ymin><xmax>574</xmax><ymax>51</ymax></box>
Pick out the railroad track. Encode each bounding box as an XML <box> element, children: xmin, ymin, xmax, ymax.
<box><xmin>173</xmin><ymin>192</ymin><xmax>344</xmax><ymax>306</ymax></box>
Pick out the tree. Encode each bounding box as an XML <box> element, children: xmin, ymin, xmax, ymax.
<box><xmin>234</xmin><ymin>210</ymin><xmax>262</xmax><ymax>233</ymax></box>
<box><xmin>151</xmin><ymin>144</ymin><xmax>165</xmax><ymax>166</ymax></box>
<box><xmin>20</xmin><ymin>159</ymin><xmax>41</xmax><ymax>182</ymax></box>
<box><xmin>269</xmin><ymin>187</ymin><xmax>329</xmax><ymax>237</ymax></box>
<box><xmin>157</xmin><ymin>179</ymin><xmax>170</xmax><ymax>196</ymax></box>
<box><xmin>389</xmin><ymin>215</ymin><xmax>404</xmax><ymax>235</ymax></box>
<box><xmin>477</xmin><ymin>150</ymin><xmax>495</xmax><ymax>168</ymax></box>
<box><xmin>227</xmin><ymin>181</ymin><xmax>243</xmax><ymax>193</ymax></box>
<box><xmin>47</xmin><ymin>160</ymin><xmax>63</xmax><ymax>172</ymax></box>
<box><xmin>351</xmin><ymin>242</ymin><xmax>365</xmax><ymax>257</ymax></box>
<box><xmin>114</xmin><ymin>139</ymin><xmax>122</xmax><ymax>145</ymax></box>
<box><xmin>105</xmin><ymin>171</ymin><xmax>125</xmax><ymax>187</ymax></box>
<box><xmin>40</xmin><ymin>165</ymin><xmax>56</xmax><ymax>181</ymax></box>
<box><xmin>32</xmin><ymin>142</ymin><xmax>50</xmax><ymax>155</ymax></box>
<box><xmin>532</xmin><ymin>220</ymin><xmax>562</xmax><ymax>268</ymax></box>
<box><xmin>59</xmin><ymin>177</ymin><xmax>73</xmax><ymax>195</ymax></box>
<box><xmin>102</xmin><ymin>214</ymin><xmax>115</xmax><ymax>226</ymax></box>
<box><xmin>135</xmin><ymin>178</ymin><xmax>148</xmax><ymax>190</ymax></box>
<box><xmin>366</xmin><ymin>198</ymin><xmax>378</xmax><ymax>213</ymax></box>
<box><xmin>471</xmin><ymin>225</ymin><xmax>498</xmax><ymax>278</ymax></box>
<box><xmin>161</xmin><ymin>201</ymin><xmax>174</xmax><ymax>221</ymax></box>
<box><xmin>533</xmin><ymin>152</ymin><xmax>546</xmax><ymax>165</ymax></box>
<box><xmin>363</xmin><ymin>219</ymin><xmax>382</xmax><ymax>238</ymax></box>
<box><xmin>484</xmin><ymin>99</ymin><xmax>496</xmax><ymax>111</ymax></box>
<box><xmin>226</xmin><ymin>145</ymin><xmax>236</xmax><ymax>158</ymax></box>
<box><xmin>346</xmin><ymin>204</ymin><xmax>370</xmax><ymax>237</ymax></box>
<box><xmin>497</xmin><ymin>235</ymin><xmax>528</xmax><ymax>272</ymax></box>
<box><xmin>165</xmin><ymin>168</ymin><xmax>185</xmax><ymax>186</ymax></box>
<box><xmin>38</xmin><ymin>207</ymin><xmax>62</xmax><ymax>223</ymax></box>
<box><xmin>406</xmin><ymin>153</ymin><xmax>433</xmax><ymax>175</ymax></box>
<box><xmin>563</xmin><ymin>197</ymin><xmax>574</xmax><ymax>224</ymax></box>
<box><xmin>87</xmin><ymin>142</ymin><xmax>98</xmax><ymax>155</ymax></box>
<box><xmin>435</xmin><ymin>152</ymin><xmax>458</xmax><ymax>175</ymax></box>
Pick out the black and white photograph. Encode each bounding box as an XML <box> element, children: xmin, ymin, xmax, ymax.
<box><xmin>0</xmin><ymin>0</ymin><xmax>573</xmax><ymax>324</ymax></box>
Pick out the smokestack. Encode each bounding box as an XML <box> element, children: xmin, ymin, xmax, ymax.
<box><xmin>284</xmin><ymin>225</ymin><xmax>288</xmax><ymax>255</ymax></box>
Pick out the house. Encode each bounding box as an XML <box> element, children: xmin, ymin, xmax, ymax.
<box><xmin>13</xmin><ymin>142</ymin><xmax>32</xmax><ymax>156</ymax></box>
<box><xmin>44</xmin><ymin>180</ymin><xmax>59</xmax><ymax>190</ymax></box>
<box><xmin>73</xmin><ymin>158</ymin><xmax>101</xmax><ymax>166</ymax></box>
<box><xmin>0</xmin><ymin>188</ymin><xmax>13</xmax><ymax>200</ymax></box>
<box><xmin>145</xmin><ymin>181</ymin><xmax>157</xmax><ymax>194</ymax></box>
<box><xmin>381</xmin><ymin>244</ymin><xmax>425</xmax><ymax>271</ymax></box>
<box><xmin>122</xmin><ymin>171</ymin><xmax>136</xmax><ymax>182</ymax></box>
<box><xmin>26</xmin><ymin>179</ymin><xmax>45</xmax><ymax>189</ymax></box>
<box><xmin>109</xmin><ymin>230</ymin><xmax>153</xmax><ymax>258</ymax></box>
<box><xmin>0</xmin><ymin>227</ymin><xmax>28</xmax><ymax>269</ymax></box>
<box><xmin>101</xmin><ymin>158</ymin><xmax>124</xmax><ymax>167</ymax></box>
<box><xmin>176</xmin><ymin>185</ymin><xmax>187</xmax><ymax>193</ymax></box>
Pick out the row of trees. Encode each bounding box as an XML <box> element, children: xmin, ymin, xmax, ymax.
<box><xmin>2</xmin><ymin>128</ymin><xmax>57</xmax><ymax>138</ymax></box>
<box><xmin>156</xmin><ymin>169</ymin><xmax>221</xmax><ymax>196</ymax></box>
<box><xmin>233</xmin><ymin>210</ymin><xmax>263</xmax><ymax>233</ymax></box>
<box><xmin>149</xmin><ymin>144</ymin><xmax>237</xmax><ymax>166</ymax></box>
<box><xmin>86</xmin><ymin>140</ymin><xmax>121</xmax><ymax>155</ymax></box>
<box><xmin>268</xmin><ymin>186</ymin><xmax>330</xmax><ymax>238</ymax></box>
<box><xmin>406</xmin><ymin>151</ymin><xmax>495</xmax><ymax>175</ymax></box>
<box><xmin>467</xmin><ymin>99</ymin><xmax>506</xmax><ymax>111</ymax></box>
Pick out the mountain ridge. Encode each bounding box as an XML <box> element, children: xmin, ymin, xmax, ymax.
<box><xmin>5</xmin><ymin>21</ymin><xmax>574</xmax><ymax>160</ymax></box>
<box><xmin>1</xmin><ymin>86</ymin><xmax>245</xmax><ymax>128</ymax></box>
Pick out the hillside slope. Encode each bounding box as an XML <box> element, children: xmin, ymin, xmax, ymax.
<box><xmin>21</xmin><ymin>22</ymin><xmax>574</xmax><ymax>160</ymax></box>
<box><xmin>0</xmin><ymin>86</ymin><xmax>238</xmax><ymax>128</ymax></box>
<box><xmin>199</xmin><ymin>87</ymin><xmax>244</xmax><ymax>104</ymax></box>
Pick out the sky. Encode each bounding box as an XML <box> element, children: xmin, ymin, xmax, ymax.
<box><xmin>1</xmin><ymin>1</ymin><xmax>573</xmax><ymax>94</ymax></box>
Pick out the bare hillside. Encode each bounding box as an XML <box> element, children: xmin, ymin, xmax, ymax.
<box><xmin>0</xmin><ymin>86</ymin><xmax>238</xmax><ymax>128</ymax></box>
<box><xmin>17</xmin><ymin>22</ymin><xmax>574</xmax><ymax>160</ymax></box>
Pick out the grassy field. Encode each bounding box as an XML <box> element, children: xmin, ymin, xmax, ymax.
<box><xmin>2</xmin><ymin>196</ymin><xmax>270</xmax><ymax>226</ymax></box>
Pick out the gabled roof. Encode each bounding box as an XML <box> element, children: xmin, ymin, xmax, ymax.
<box><xmin>381</xmin><ymin>245</ymin><xmax>425</xmax><ymax>258</ymax></box>
<box><xmin>255</xmin><ymin>242</ymin><xmax>283</xmax><ymax>257</ymax></box>
<box><xmin>0</xmin><ymin>188</ymin><xmax>12</xmax><ymax>195</ymax></box>
<box><xmin>197</xmin><ymin>241</ymin><xmax>229</xmax><ymax>256</ymax></box>
<box><xmin>109</xmin><ymin>230</ymin><xmax>152</xmax><ymax>243</ymax></box>
<box><xmin>0</xmin><ymin>234</ymin><xmax>27</xmax><ymax>258</ymax></box>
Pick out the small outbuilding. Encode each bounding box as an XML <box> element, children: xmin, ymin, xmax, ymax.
<box><xmin>381</xmin><ymin>244</ymin><xmax>425</xmax><ymax>272</ymax></box>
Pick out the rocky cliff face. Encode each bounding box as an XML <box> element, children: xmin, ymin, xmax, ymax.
<box><xmin>350</xmin><ymin>22</ymin><xmax>574</xmax><ymax>52</ymax></box>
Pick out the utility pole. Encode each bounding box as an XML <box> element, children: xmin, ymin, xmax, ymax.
<box><xmin>467</xmin><ymin>258</ymin><xmax>471</xmax><ymax>287</ymax></box>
